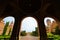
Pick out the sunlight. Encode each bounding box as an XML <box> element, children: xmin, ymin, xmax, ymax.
<box><xmin>44</xmin><ymin>17</ymin><xmax>55</xmax><ymax>27</ymax></box>
<box><xmin>3</xmin><ymin>16</ymin><xmax>15</xmax><ymax>25</ymax></box>
<box><xmin>19</xmin><ymin>17</ymin><xmax>40</xmax><ymax>40</ymax></box>
<box><xmin>21</xmin><ymin>17</ymin><xmax>38</xmax><ymax>32</ymax></box>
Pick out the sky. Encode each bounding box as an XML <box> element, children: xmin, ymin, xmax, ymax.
<box><xmin>3</xmin><ymin>16</ymin><xmax>15</xmax><ymax>24</ymax></box>
<box><xmin>44</xmin><ymin>17</ymin><xmax>55</xmax><ymax>27</ymax></box>
<box><xmin>21</xmin><ymin>17</ymin><xmax>38</xmax><ymax>32</ymax></box>
<box><xmin>3</xmin><ymin>16</ymin><xmax>55</xmax><ymax>32</ymax></box>
<box><xmin>3</xmin><ymin>16</ymin><xmax>38</xmax><ymax>32</ymax></box>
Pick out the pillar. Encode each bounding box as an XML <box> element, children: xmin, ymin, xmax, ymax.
<box><xmin>10</xmin><ymin>16</ymin><xmax>22</xmax><ymax>40</ymax></box>
<box><xmin>36</xmin><ymin>15</ymin><xmax>48</xmax><ymax>40</ymax></box>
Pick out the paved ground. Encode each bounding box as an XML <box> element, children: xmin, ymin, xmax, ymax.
<box><xmin>19</xmin><ymin>33</ymin><xmax>40</xmax><ymax>40</ymax></box>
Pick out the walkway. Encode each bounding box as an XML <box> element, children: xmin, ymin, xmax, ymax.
<box><xmin>19</xmin><ymin>33</ymin><xmax>40</xmax><ymax>40</ymax></box>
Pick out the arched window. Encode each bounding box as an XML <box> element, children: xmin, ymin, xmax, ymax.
<box><xmin>19</xmin><ymin>17</ymin><xmax>40</xmax><ymax>40</ymax></box>
<box><xmin>44</xmin><ymin>17</ymin><xmax>60</xmax><ymax>40</ymax></box>
<box><xmin>0</xmin><ymin>16</ymin><xmax>15</xmax><ymax>40</ymax></box>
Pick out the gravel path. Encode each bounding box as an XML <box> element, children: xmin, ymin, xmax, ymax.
<box><xmin>19</xmin><ymin>33</ymin><xmax>40</xmax><ymax>40</ymax></box>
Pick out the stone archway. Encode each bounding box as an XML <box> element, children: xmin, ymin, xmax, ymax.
<box><xmin>19</xmin><ymin>17</ymin><xmax>40</xmax><ymax>40</ymax></box>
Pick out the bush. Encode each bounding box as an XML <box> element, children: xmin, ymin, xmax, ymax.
<box><xmin>0</xmin><ymin>35</ymin><xmax>10</xmax><ymax>40</ymax></box>
<box><xmin>52</xmin><ymin>26</ymin><xmax>60</xmax><ymax>35</ymax></box>
<box><xmin>0</xmin><ymin>35</ymin><xmax>10</xmax><ymax>39</ymax></box>
<box><xmin>47</xmin><ymin>33</ymin><xmax>60</xmax><ymax>40</ymax></box>
<box><xmin>47</xmin><ymin>33</ymin><xmax>54</xmax><ymax>38</ymax></box>
<box><xmin>31</xmin><ymin>27</ymin><xmax>38</xmax><ymax>36</ymax></box>
<box><xmin>48</xmin><ymin>26</ymin><xmax>60</xmax><ymax>40</ymax></box>
<box><xmin>31</xmin><ymin>31</ymin><xmax>38</xmax><ymax>36</ymax></box>
<box><xmin>20</xmin><ymin>31</ymin><xmax>26</xmax><ymax>36</ymax></box>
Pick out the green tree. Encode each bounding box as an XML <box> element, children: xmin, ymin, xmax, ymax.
<box><xmin>2</xmin><ymin>22</ymin><xmax>9</xmax><ymax>35</ymax></box>
<box><xmin>31</xmin><ymin>27</ymin><xmax>38</xmax><ymax>36</ymax></box>
<box><xmin>20</xmin><ymin>31</ymin><xmax>26</xmax><ymax>36</ymax></box>
<box><xmin>55</xmin><ymin>26</ymin><xmax>60</xmax><ymax>35</ymax></box>
<box><xmin>52</xmin><ymin>26</ymin><xmax>60</xmax><ymax>35</ymax></box>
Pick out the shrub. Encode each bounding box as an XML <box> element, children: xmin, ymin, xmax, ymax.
<box><xmin>47</xmin><ymin>33</ymin><xmax>60</xmax><ymax>40</ymax></box>
<box><xmin>31</xmin><ymin>27</ymin><xmax>38</xmax><ymax>36</ymax></box>
<box><xmin>20</xmin><ymin>31</ymin><xmax>26</xmax><ymax>36</ymax></box>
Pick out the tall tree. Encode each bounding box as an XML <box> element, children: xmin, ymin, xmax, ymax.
<box><xmin>2</xmin><ymin>22</ymin><xmax>9</xmax><ymax>35</ymax></box>
<box><xmin>31</xmin><ymin>27</ymin><xmax>38</xmax><ymax>36</ymax></box>
<box><xmin>20</xmin><ymin>31</ymin><xmax>26</xmax><ymax>36</ymax></box>
<box><xmin>8</xmin><ymin>28</ymin><xmax>12</xmax><ymax>35</ymax></box>
<box><xmin>55</xmin><ymin>26</ymin><xmax>60</xmax><ymax>35</ymax></box>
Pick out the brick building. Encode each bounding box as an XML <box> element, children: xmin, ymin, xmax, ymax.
<box><xmin>0</xmin><ymin>20</ymin><xmax>14</xmax><ymax>35</ymax></box>
<box><xmin>0</xmin><ymin>20</ymin><xmax>5</xmax><ymax>35</ymax></box>
<box><xmin>46</xmin><ymin>19</ymin><xmax>58</xmax><ymax>33</ymax></box>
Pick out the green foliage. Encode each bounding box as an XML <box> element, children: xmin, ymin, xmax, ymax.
<box><xmin>47</xmin><ymin>33</ymin><xmax>60</xmax><ymax>40</ymax></box>
<box><xmin>0</xmin><ymin>35</ymin><xmax>10</xmax><ymax>40</ymax></box>
<box><xmin>54</xmin><ymin>26</ymin><xmax>60</xmax><ymax>35</ymax></box>
<box><xmin>47</xmin><ymin>33</ymin><xmax>54</xmax><ymax>37</ymax></box>
<box><xmin>52</xmin><ymin>26</ymin><xmax>60</xmax><ymax>35</ymax></box>
<box><xmin>0</xmin><ymin>35</ymin><xmax>10</xmax><ymax>38</ymax></box>
<box><xmin>47</xmin><ymin>26</ymin><xmax>60</xmax><ymax>40</ymax></box>
<box><xmin>0</xmin><ymin>22</ymin><xmax>11</xmax><ymax>40</ymax></box>
<box><xmin>20</xmin><ymin>31</ymin><xmax>26</xmax><ymax>36</ymax></box>
<box><xmin>31</xmin><ymin>27</ymin><xmax>38</xmax><ymax>36</ymax></box>
<box><xmin>2</xmin><ymin>22</ymin><xmax>9</xmax><ymax>35</ymax></box>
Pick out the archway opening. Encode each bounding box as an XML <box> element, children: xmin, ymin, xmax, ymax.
<box><xmin>19</xmin><ymin>17</ymin><xmax>40</xmax><ymax>40</ymax></box>
<box><xmin>44</xmin><ymin>17</ymin><xmax>60</xmax><ymax>40</ymax></box>
<box><xmin>0</xmin><ymin>16</ymin><xmax>15</xmax><ymax>40</ymax></box>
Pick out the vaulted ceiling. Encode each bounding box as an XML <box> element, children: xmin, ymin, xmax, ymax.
<box><xmin>0</xmin><ymin>0</ymin><xmax>60</xmax><ymax>20</ymax></box>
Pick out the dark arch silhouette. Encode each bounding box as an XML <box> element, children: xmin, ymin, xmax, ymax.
<box><xmin>0</xmin><ymin>0</ymin><xmax>60</xmax><ymax>40</ymax></box>
<box><xmin>20</xmin><ymin>17</ymin><xmax>40</xmax><ymax>37</ymax></box>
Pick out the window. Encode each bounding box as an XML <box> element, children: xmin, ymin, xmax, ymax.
<box><xmin>0</xmin><ymin>16</ymin><xmax>15</xmax><ymax>40</ymax></box>
<box><xmin>19</xmin><ymin>17</ymin><xmax>40</xmax><ymax>40</ymax></box>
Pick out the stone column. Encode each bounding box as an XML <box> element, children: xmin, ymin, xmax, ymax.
<box><xmin>36</xmin><ymin>15</ymin><xmax>48</xmax><ymax>40</ymax></box>
<box><xmin>10</xmin><ymin>16</ymin><xmax>22</xmax><ymax>40</ymax></box>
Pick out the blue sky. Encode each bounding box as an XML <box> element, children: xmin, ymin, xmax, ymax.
<box><xmin>3</xmin><ymin>16</ymin><xmax>15</xmax><ymax>24</ymax></box>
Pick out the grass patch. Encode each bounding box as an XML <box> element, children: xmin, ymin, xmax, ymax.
<box><xmin>0</xmin><ymin>35</ymin><xmax>10</xmax><ymax>38</ymax></box>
